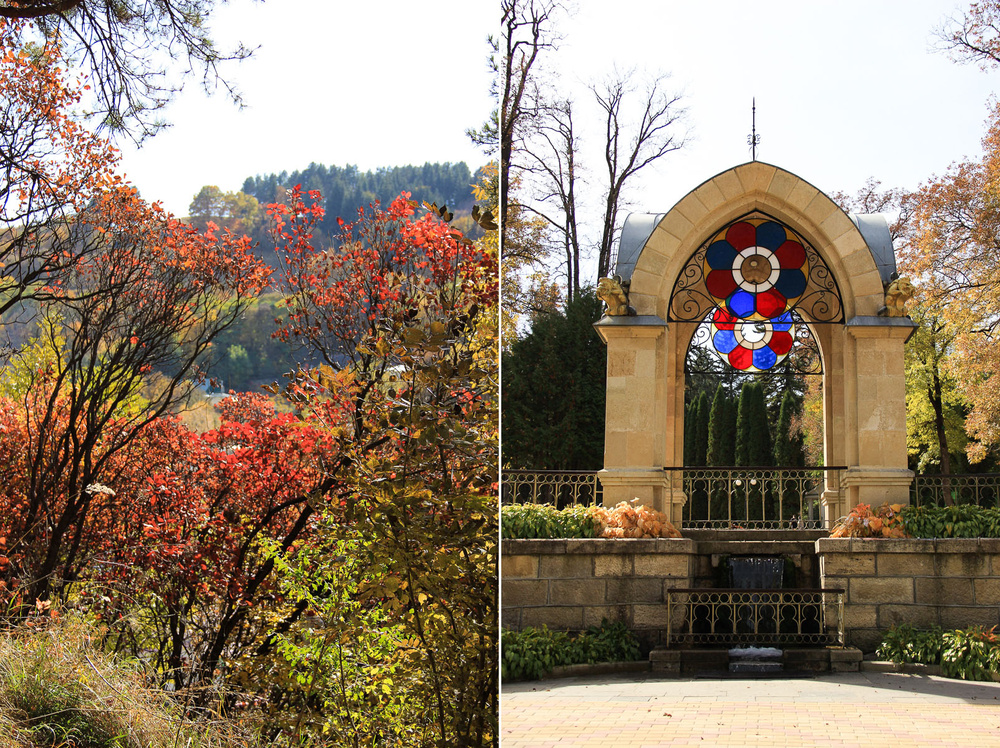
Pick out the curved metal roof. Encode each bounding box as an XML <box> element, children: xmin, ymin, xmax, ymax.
<box><xmin>848</xmin><ymin>212</ymin><xmax>897</xmax><ymax>285</ymax></box>
<box><xmin>614</xmin><ymin>212</ymin><xmax>664</xmax><ymax>282</ymax></box>
<box><xmin>613</xmin><ymin>211</ymin><xmax>897</xmax><ymax>287</ymax></box>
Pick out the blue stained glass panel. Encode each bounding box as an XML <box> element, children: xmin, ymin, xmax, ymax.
<box><xmin>713</xmin><ymin>330</ymin><xmax>738</xmax><ymax>354</ymax></box>
<box><xmin>705</xmin><ymin>241</ymin><xmax>737</xmax><ymax>268</ymax></box>
<box><xmin>752</xmin><ymin>346</ymin><xmax>778</xmax><ymax>370</ymax></box>
<box><xmin>729</xmin><ymin>290</ymin><xmax>755</xmax><ymax>318</ymax></box>
<box><xmin>755</xmin><ymin>221</ymin><xmax>786</xmax><ymax>250</ymax></box>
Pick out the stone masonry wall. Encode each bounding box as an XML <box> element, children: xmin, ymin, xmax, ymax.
<box><xmin>817</xmin><ymin>538</ymin><xmax>1000</xmax><ymax>652</ymax></box>
<box><xmin>501</xmin><ymin>538</ymin><xmax>695</xmax><ymax>650</ymax></box>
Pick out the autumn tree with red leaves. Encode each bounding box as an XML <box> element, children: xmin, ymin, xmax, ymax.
<box><xmin>255</xmin><ymin>188</ymin><xmax>499</xmax><ymax>745</ymax></box>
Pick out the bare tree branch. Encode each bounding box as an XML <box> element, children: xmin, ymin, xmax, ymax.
<box><xmin>593</xmin><ymin>70</ymin><xmax>685</xmax><ymax>279</ymax></box>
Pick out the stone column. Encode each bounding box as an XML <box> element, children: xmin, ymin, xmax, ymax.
<box><xmin>594</xmin><ymin>316</ymin><xmax>680</xmax><ymax>519</ymax></box>
<box><xmin>842</xmin><ymin>316</ymin><xmax>917</xmax><ymax>506</ymax></box>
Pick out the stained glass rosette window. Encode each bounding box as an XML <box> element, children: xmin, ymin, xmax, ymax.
<box><xmin>709</xmin><ymin>308</ymin><xmax>795</xmax><ymax>373</ymax></box>
<box><xmin>703</xmin><ymin>219</ymin><xmax>809</xmax><ymax>321</ymax></box>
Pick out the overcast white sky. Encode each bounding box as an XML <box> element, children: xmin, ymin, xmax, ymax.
<box><xmin>117</xmin><ymin>1</ymin><xmax>998</xmax><ymax>228</ymax></box>
<box><xmin>535</xmin><ymin>0</ymin><xmax>997</xmax><ymax>231</ymax></box>
<box><xmin>116</xmin><ymin>0</ymin><xmax>497</xmax><ymax>216</ymax></box>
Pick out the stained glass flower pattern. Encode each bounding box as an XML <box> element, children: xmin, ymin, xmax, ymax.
<box><xmin>703</xmin><ymin>219</ymin><xmax>809</xmax><ymax>320</ymax></box>
<box><xmin>709</xmin><ymin>308</ymin><xmax>795</xmax><ymax>372</ymax></box>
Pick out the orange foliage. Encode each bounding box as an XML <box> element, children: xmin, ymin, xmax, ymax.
<box><xmin>831</xmin><ymin>503</ymin><xmax>908</xmax><ymax>538</ymax></box>
<box><xmin>591</xmin><ymin>500</ymin><xmax>683</xmax><ymax>539</ymax></box>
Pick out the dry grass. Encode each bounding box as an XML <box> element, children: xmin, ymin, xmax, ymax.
<box><xmin>0</xmin><ymin>619</ymin><xmax>260</xmax><ymax>748</ymax></box>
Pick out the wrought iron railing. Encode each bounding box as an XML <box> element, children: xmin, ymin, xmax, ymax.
<box><xmin>500</xmin><ymin>470</ymin><xmax>602</xmax><ymax>507</ymax></box>
<box><xmin>910</xmin><ymin>473</ymin><xmax>1000</xmax><ymax>508</ymax></box>
<box><xmin>666</xmin><ymin>588</ymin><xmax>844</xmax><ymax>647</ymax></box>
<box><xmin>669</xmin><ymin>466</ymin><xmax>844</xmax><ymax>530</ymax></box>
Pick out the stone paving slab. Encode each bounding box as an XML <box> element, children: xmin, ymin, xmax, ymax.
<box><xmin>502</xmin><ymin>672</ymin><xmax>1000</xmax><ymax>747</ymax></box>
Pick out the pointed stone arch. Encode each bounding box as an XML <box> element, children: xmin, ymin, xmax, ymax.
<box><xmin>595</xmin><ymin>162</ymin><xmax>915</xmax><ymax>526</ymax></box>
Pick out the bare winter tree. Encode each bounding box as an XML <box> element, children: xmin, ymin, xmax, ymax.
<box><xmin>829</xmin><ymin>177</ymin><xmax>913</xmax><ymax>242</ymax></box>
<box><xmin>593</xmin><ymin>70</ymin><xmax>685</xmax><ymax>280</ymax></box>
<box><xmin>500</xmin><ymin>0</ymin><xmax>561</xmax><ymax>251</ymax></box>
<box><xmin>519</xmin><ymin>96</ymin><xmax>584</xmax><ymax>301</ymax></box>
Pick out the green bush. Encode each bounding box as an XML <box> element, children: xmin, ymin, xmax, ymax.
<box><xmin>500</xmin><ymin>503</ymin><xmax>600</xmax><ymax>539</ymax></box>
<box><xmin>501</xmin><ymin>620</ymin><xmax>641</xmax><ymax>681</ymax></box>
<box><xmin>878</xmin><ymin>624</ymin><xmax>1000</xmax><ymax>681</ymax></box>
<box><xmin>902</xmin><ymin>504</ymin><xmax>997</xmax><ymax>538</ymax></box>
<box><xmin>941</xmin><ymin>627</ymin><xmax>1000</xmax><ymax>681</ymax></box>
<box><xmin>877</xmin><ymin>624</ymin><xmax>944</xmax><ymax>665</ymax></box>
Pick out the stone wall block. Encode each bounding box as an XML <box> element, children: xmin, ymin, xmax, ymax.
<box><xmin>847</xmin><ymin>629</ymin><xmax>883</xmax><ymax>653</ymax></box>
<box><xmin>878</xmin><ymin>604</ymin><xmax>939</xmax><ymax>630</ymax></box>
<box><xmin>522</xmin><ymin>606</ymin><xmax>584</xmax><ymax>630</ymax></box>
<box><xmin>501</xmin><ymin>607</ymin><xmax>521</xmax><ymax>630</ymax></box>
<box><xmin>538</xmin><ymin>554</ymin><xmax>593</xmax><ymax>579</ymax></box>
<box><xmin>821</xmin><ymin>553</ymin><xmax>875</xmax><ymax>576</ymax></box>
<box><xmin>633</xmin><ymin>604</ymin><xmax>670</xmax><ymax>629</ymax></box>
<box><xmin>822</xmin><ymin>575</ymin><xmax>849</xmax><ymax>593</ymax></box>
<box><xmin>584</xmin><ymin>605</ymin><xmax>626</xmax><ymax>628</ymax></box>
<box><xmin>974</xmin><ymin>578</ymin><xmax>1000</xmax><ymax>605</ymax></box>
<box><xmin>877</xmin><ymin>553</ymin><xmax>934</xmax><ymax>576</ymax></box>
<box><xmin>503</xmin><ymin>555</ymin><xmax>539</xmax><ymax>579</ymax></box>
<box><xmin>605</xmin><ymin>578</ymin><xmax>663</xmax><ymax>604</ymax></box>
<box><xmin>850</xmin><ymin>577</ymin><xmax>913</xmax><ymax>604</ymax></box>
<box><xmin>935</xmin><ymin>553</ymin><xmax>989</xmax><ymax>578</ymax></box>
<box><xmin>594</xmin><ymin>555</ymin><xmax>633</xmax><ymax>577</ymax></box>
<box><xmin>915</xmin><ymin>577</ymin><xmax>975</xmax><ymax>606</ymax></box>
<box><xmin>841</xmin><ymin>604</ymin><xmax>877</xmax><ymax>629</ymax></box>
<box><xmin>939</xmin><ymin>606</ymin><xmax>1000</xmax><ymax>630</ymax></box>
<box><xmin>503</xmin><ymin>579</ymin><xmax>549</xmax><ymax>607</ymax></box>
<box><xmin>550</xmin><ymin>579</ymin><xmax>605</xmax><ymax>606</ymax></box>
<box><xmin>634</xmin><ymin>553</ymin><xmax>690</xmax><ymax>577</ymax></box>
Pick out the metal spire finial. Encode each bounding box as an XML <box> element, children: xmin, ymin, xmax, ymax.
<box><xmin>747</xmin><ymin>98</ymin><xmax>761</xmax><ymax>161</ymax></box>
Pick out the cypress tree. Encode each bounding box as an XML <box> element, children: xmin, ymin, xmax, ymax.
<box><xmin>707</xmin><ymin>383</ymin><xmax>736</xmax><ymax>466</ymax></box>
<box><xmin>735</xmin><ymin>382</ymin><xmax>772</xmax><ymax>467</ymax></box>
<box><xmin>774</xmin><ymin>389</ymin><xmax>805</xmax><ymax>467</ymax></box>
<box><xmin>684</xmin><ymin>401</ymin><xmax>697</xmax><ymax>466</ymax></box>
<box><xmin>693</xmin><ymin>390</ymin><xmax>710</xmax><ymax>467</ymax></box>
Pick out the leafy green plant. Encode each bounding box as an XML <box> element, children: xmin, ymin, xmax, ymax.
<box><xmin>501</xmin><ymin>620</ymin><xmax>641</xmax><ymax>681</ymax></box>
<box><xmin>878</xmin><ymin>624</ymin><xmax>1000</xmax><ymax>681</ymax></box>
<box><xmin>877</xmin><ymin>624</ymin><xmax>944</xmax><ymax>665</ymax></box>
<box><xmin>903</xmin><ymin>504</ymin><xmax>995</xmax><ymax>538</ymax></box>
<box><xmin>834</xmin><ymin>503</ymin><xmax>1000</xmax><ymax>539</ymax></box>
<box><xmin>941</xmin><ymin>626</ymin><xmax>1000</xmax><ymax>681</ymax></box>
<box><xmin>500</xmin><ymin>503</ymin><xmax>600</xmax><ymax>539</ymax></box>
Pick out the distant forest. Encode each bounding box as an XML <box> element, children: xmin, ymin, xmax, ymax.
<box><xmin>182</xmin><ymin>160</ymin><xmax>486</xmax><ymax>396</ymax></box>
<box><xmin>225</xmin><ymin>161</ymin><xmax>481</xmax><ymax>252</ymax></box>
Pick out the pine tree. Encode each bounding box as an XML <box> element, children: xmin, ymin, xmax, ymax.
<box><xmin>501</xmin><ymin>289</ymin><xmax>607</xmax><ymax>470</ymax></box>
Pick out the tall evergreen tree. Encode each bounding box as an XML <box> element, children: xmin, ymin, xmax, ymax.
<box><xmin>684</xmin><ymin>401</ymin><xmax>697</xmax><ymax>466</ymax></box>
<box><xmin>693</xmin><ymin>390</ymin><xmax>710</xmax><ymax>467</ymax></box>
<box><xmin>502</xmin><ymin>290</ymin><xmax>606</xmax><ymax>470</ymax></box>
<box><xmin>706</xmin><ymin>383</ymin><xmax>737</xmax><ymax>466</ymax></box>
<box><xmin>735</xmin><ymin>382</ymin><xmax>772</xmax><ymax>467</ymax></box>
<box><xmin>774</xmin><ymin>389</ymin><xmax>806</xmax><ymax>467</ymax></box>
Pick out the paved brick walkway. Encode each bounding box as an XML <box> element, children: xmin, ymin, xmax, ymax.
<box><xmin>502</xmin><ymin>672</ymin><xmax>1000</xmax><ymax>747</ymax></box>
